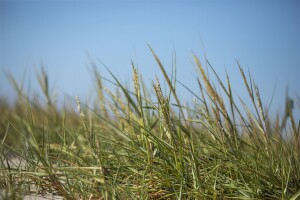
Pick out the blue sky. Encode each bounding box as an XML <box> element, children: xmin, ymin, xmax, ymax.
<box><xmin>0</xmin><ymin>0</ymin><xmax>299</xmax><ymax>117</ymax></box>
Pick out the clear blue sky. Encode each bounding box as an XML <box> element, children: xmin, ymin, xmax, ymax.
<box><xmin>0</xmin><ymin>0</ymin><xmax>299</xmax><ymax>117</ymax></box>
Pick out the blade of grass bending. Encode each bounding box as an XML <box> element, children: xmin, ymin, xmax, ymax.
<box><xmin>100</xmin><ymin>61</ymin><xmax>141</xmax><ymax>118</ymax></box>
<box><xmin>170</xmin><ymin>49</ymin><xmax>177</xmax><ymax>100</ymax></box>
<box><xmin>226</xmin><ymin>72</ymin><xmax>236</xmax><ymax>127</ymax></box>
<box><xmin>148</xmin><ymin>45</ymin><xmax>188</xmax><ymax>128</ymax></box>
<box><xmin>167</xmin><ymin>68</ymin><xmax>206</xmax><ymax>105</ymax></box>
<box><xmin>197</xmin><ymin>77</ymin><xmax>209</xmax><ymax>114</ymax></box>
<box><xmin>205</xmin><ymin>58</ymin><xmax>230</xmax><ymax>97</ymax></box>
<box><xmin>290</xmin><ymin>189</ymin><xmax>300</xmax><ymax>200</ymax></box>
<box><xmin>93</xmin><ymin>66</ymin><xmax>109</xmax><ymax>119</ymax></box>
<box><xmin>204</xmin><ymin>58</ymin><xmax>237</xmax><ymax>131</ymax></box>
<box><xmin>1</xmin><ymin>123</ymin><xmax>10</xmax><ymax>145</ymax></box>
<box><xmin>37</xmin><ymin>67</ymin><xmax>49</xmax><ymax>105</ymax></box>
<box><xmin>5</xmin><ymin>71</ymin><xmax>26</xmax><ymax>102</ymax></box>
<box><xmin>237</xmin><ymin>62</ymin><xmax>265</xmax><ymax>131</ymax></box>
<box><xmin>86</xmin><ymin>105</ymin><xmax>132</xmax><ymax>142</ymax></box>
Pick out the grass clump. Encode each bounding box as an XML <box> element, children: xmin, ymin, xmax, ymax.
<box><xmin>0</xmin><ymin>49</ymin><xmax>299</xmax><ymax>199</ymax></box>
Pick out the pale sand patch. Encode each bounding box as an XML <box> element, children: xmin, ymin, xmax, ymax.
<box><xmin>2</xmin><ymin>154</ymin><xmax>63</xmax><ymax>200</ymax></box>
<box><xmin>0</xmin><ymin>192</ymin><xmax>63</xmax><ymax>200</ymax></box>
<box><xmin>23</xmin><ymin>193</ymin><xmax>63</xmax><ymax>200</ymax></box>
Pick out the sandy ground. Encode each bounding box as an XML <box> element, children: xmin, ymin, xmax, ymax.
<box><xmin>1</xmin><ymin>189</ymin><xmax>63</xmax><ymax>200</ymax></box>
<box><xmin>23</xmin><ymin>194</ymin><xmax>63</xmax><ymax>200</ymax></box>
<box><xmin>2</xmin><ymin>154</ymin><xmax>63</xmax><ymax>200</ymax></box>
<box><xmin>0</xmin><ymin>192</ymin><xmax>63</xmax><ymax>200</ymax></box>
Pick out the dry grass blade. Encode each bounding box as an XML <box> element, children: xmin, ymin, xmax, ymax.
<box><xmin>153</xmin><ymin>76</ymin><xmax>172</xmax><ymax>143</ymax></box>
<box><xmin>102</xmin><ymin>62</ymin><xmax>141</xmax><ymax>118</ymax></box>
<box><xmin>148</xmin><ymin>45</ymin><xmax>187</xmax><ymax>125</ymax></box>
<box><xmin>93</xmin><ymin>66</ymin><xmax>109</xmax><ymax>119</ymax></box>
<box><xmin>35</xmin><ymin>66</ymin><xmax>52</xmax><ymax>106</ymax></box>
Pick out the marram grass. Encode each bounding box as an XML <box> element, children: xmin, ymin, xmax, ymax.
<box><xmin>0</xmin><ymin>49</ymin><xmax>299</xmax><ymax>200</ymax></box>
